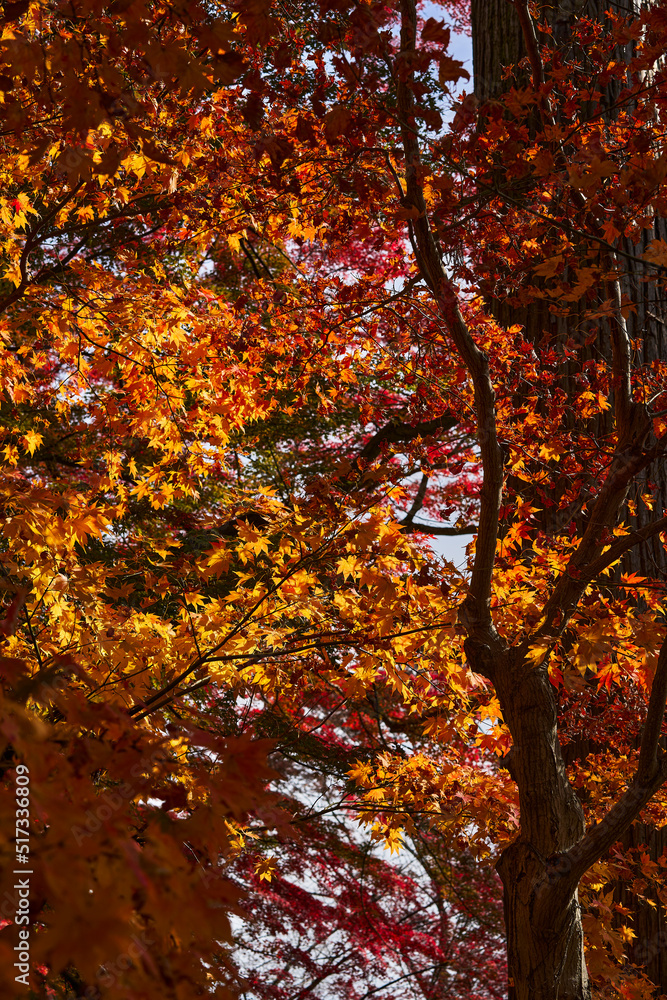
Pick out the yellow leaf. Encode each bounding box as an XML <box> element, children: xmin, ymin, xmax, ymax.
<box><xmin>539</xmin><ymin>442</ymin><xmax>564</xmax><ymax>462</ymax></box>
<box><xmin>533</xmin><ymin>254</ymin><xmax>562</xmax><ymax>278</ymax></box>
<box><xmin>526</xmin><ymin>640</ymin><xmax>551</xmax><ymax>667</ymax></box>
<box><xmin>337</xmin><ymin>554</ymin><xmax>362</xmax><ymax>580</ymax></box>
<box><xmin>254</xmin><ymin>856</ymin><xmax>276</xmax><ymax>882</ymax></box>
<box><xmin>4</xmin><ymin>261</ymin><xmax>22</xmax><ymax>287</ymax></box>
<box><xmin>23</xmin><ymin>430</ymin><xmax>43</xmax><ymax>455</ymax></box>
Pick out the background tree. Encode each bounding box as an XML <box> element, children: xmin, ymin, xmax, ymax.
<box><xmin>470</xmin><ymin>2</ymin><xmax>667</xmax><ymax>992</ymax></box>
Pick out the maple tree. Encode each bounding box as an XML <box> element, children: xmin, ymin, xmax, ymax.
<box><xmin>230</xmin><ymin>768</ymin><xmax>506</xmax><ymax>1000</ymax></box>
<box><xmin>0</xmin><ymin>0</ymin><xmax>667</xmax><ymax>999</ymax></box>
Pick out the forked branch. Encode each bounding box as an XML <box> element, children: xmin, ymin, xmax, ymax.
<box><xmin>531</xmin><ymin>433</ymin><xmax>663</xmax><ymax>645</ymax></box>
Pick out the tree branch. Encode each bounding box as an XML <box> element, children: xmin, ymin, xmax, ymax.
<box><xmin>400</xmin><ymin>473</ymin><xmax>429</xmax><ymax>525</ymax></box>
<box><xmin>581</xmin><ymin>515</ymin><xmax>667</xmax><ymax>583</ymax></box>
<box><xmin>397</xmin><ymin>0</ymin><xmax>504</xmax><ymax>629</ymax></box>
<box><xmin>529</xmin><ymin>434</ymin><xmax>664</xmax><ymax>647</ymax></box>
<box><xmin>551</xmin><ymin>631</ymin><xmax>667</xmax><ymax>889</ymax></box>
<box><xmin>359</xmin><ymin>415</ymin><xmax>457</xmax><ymax>465</ymax></box>
<box><xmin>400</xmin><ymin>521</ymin><xmax>477</xmax><ymax>536</ymax></box>
<box><xmin>512</xmin><ymin>0</ymin><xmax>544</xmax><ymax>88</ymax></box>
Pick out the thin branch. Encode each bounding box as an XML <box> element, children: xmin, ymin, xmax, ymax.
<box><xmin>580</xmin><ymin>515</ymin><xmax>667</xmax><ymax>582</ymax></box>
<box><xmin>127</xmin><ymin>486</ymin><xmax>414</xmax><ymax>717</ymax></box>
<box><xmin>132</xmin><ymin>675</ymin><xmax>211</xmax><ymax>721</ymax></box>
<box><xmin>356</xmin><ymin>962</ymin><xmax>445</xmax><ymax>1000</ymax></box>
<box><xmin>400</xmin><ymin>473</ymin><xmax>429</xmax><ymax>526</ymax></box>
<box><xmin>401</xmin><ymin>521</ymin><xmax>477</xmax><ymax>536</ymax></box>
<box><xmin>0</xmin><ymin>181</ymin><xmax>85</xmax><ymax>315</ymax></box>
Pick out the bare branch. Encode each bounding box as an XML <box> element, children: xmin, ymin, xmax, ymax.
<box><xmin>400</xmin><ymin>521</ymin><xmax>477</xmax><ymax>536</ymax></box>
<box><xmin>400</xmin><ymin>473</ymin><xmax>429</xmax><ymax>526</ymax></box>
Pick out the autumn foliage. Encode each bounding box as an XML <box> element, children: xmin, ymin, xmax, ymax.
<box><xmin>0</xmin><ymin>0</ymin><xmax>667</xmax><ymax>998</ymax></box>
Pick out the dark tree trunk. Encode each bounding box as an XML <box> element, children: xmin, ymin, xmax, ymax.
<box><xmin>498</xmin><ymin>843</ymin><xmax>589</xmax><ymax>1000</ymax></box>
<box><xmin>470</xmin><ymin>1</ymin><xmax>667</xmax><ymax>996</ymax></box>
<box><xmin>491</xmin><ymin>653</ymin><xmax>591</xmax><ymax>1000</ymax></box>
<box><xmin>472</xmin><ymin>0</ymin><xmax>667</xmax><ymax>576</ymax></box>
<box><xmin>614</xmin><ymin>823</ymin><xmax>667</xmax><ymax>989</ymax></box>
<box><xmin>470</xmin><ymin>0</ymin><xmax>524</xmax><ymax>101</ymax></box>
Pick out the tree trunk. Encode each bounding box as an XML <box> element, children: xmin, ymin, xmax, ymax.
<box><xmin>471</xmin><ymin>0</ymin><xmax>667</xmax><ymax>577</ymax></box>
<box><xmin>498</xmin><ymin>843</ymin><xmax>589</xmax><ymax>1000</ymax></box>
<box><xmin>470</xmin><ymin>0</ymin><xmax>524</xmax><ymax>101</ymax></box>
<box><xmin>470</xmin><ymin>1</ymin><xmax>667</xmax><ymax>995</ymax></box>
<box><xmin>490</xmin><ymin>652</ymin><xmax>590</xmax><ymax>1000</ymax></box>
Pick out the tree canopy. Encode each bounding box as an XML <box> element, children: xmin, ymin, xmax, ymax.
<box><xmin>0</xmin><ymin>1</ymin><xmax>667</xmax><ymax>999</ymax></box>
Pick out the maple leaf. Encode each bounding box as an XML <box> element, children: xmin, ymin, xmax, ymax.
<box><xmin>253</xmin><ymin>856</ymin><xmax>276</xmax><ymax>882</ymax></box>
<box><xmin>22</xmin><ymin>429</ymin><xmax>42</xmax><ymax>455</ymax></box>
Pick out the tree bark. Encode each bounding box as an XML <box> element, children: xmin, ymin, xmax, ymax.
<box><xmin>471</xmin><ymin>0</ymin><xmax>667</xmax><ymax>578</ymax></box>
<box><xmin>471</xmin><ymin>0</ymin><xmax>524</xmax><ymax>101</ymax></box>
<box><xmin>469</xmin><ymin>1</ymin><xmax>667</xmax><ymax>996</ymax></box>
<box><xmin>399</xmin><ymin>0</ymin><xmax>667</xmax><ymax>992</ymax></box>
<box><xmin>498</xmin><ymin>842</ymin><xmax>589</xmax><ymax>1000</ymax></box>
<box><xmin>483</xmin><ymin>650</ymin><xmax>591</xmax><ymax>1000</ymax></box>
